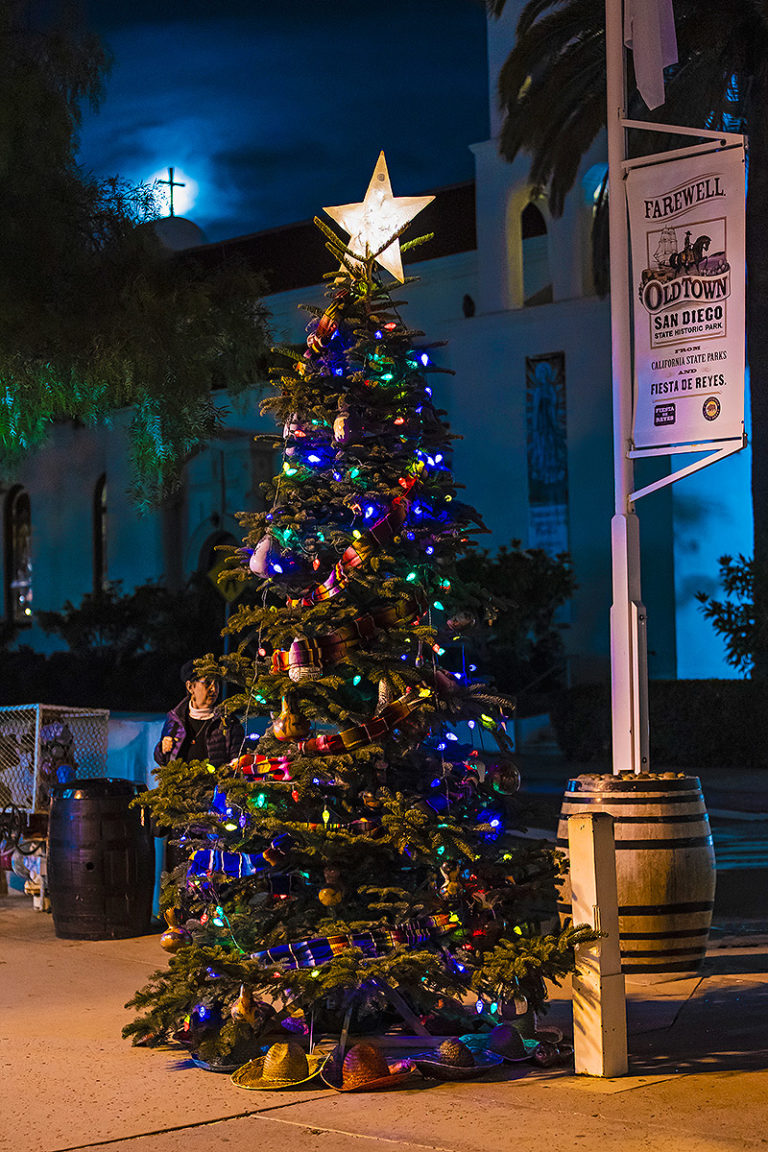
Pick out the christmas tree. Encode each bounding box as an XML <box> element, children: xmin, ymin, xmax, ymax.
<box><xmin>124</xmin><ymin>154</ymin><xmax>590</xmax><ymax>1068</ymax></box>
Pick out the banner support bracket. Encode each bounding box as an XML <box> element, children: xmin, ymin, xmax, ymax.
<box><xmin>620</xmin><ymin>120</ymin><xmax>745</xmax><ymax>145</ymax></box>
<box><xmin>628</xmin><ymin>437</ymin><xmax>746</xmax><ymax>504</ymax></box>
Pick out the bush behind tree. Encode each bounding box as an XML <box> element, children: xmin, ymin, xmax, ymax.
<box><xmin>1</xmin><ymin>575</ymin><xmax>238</xmax><ymax>712</ymax></box>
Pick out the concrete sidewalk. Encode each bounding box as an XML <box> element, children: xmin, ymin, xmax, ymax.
<box><xmin>2</xmin><ymin>897</ymin><xmax>767</xmax><ymax>1152</ymax></box>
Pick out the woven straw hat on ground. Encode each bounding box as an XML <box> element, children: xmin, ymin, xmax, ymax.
<box><xmin>231</xmin><ymin>1041</ymin><xmax>326</xmax><ymax>1089</ymax></box>
<box><xmin>321</xmin><ymin>1043</ymin><xmax>414</xmax><ymax>1092</ymax></box>
<box><xmin>412</xmin><ymin>1037</ymin><xmax>504</xmax><ymax>1081</ymax></box>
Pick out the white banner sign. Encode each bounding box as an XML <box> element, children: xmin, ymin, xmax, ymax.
<box><xmin>627</xmin><ymin>144</ymin><xmax>746</xmax><ymax>452</ymax></box>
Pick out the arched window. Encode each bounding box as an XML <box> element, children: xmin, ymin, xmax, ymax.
<box><xmin>93</xmin><ymin>474</ymin><xmax>108</xmax><ymax>593</ymax></box>
<box><xmin>521</xmin><ymin>202</ymin><xmax>553</xmax><ymax>307</ymax></box>
<box><xmin>5</xmin><ymin>486</ymin><xmax>32</xmax><ymax>622</ymax></box>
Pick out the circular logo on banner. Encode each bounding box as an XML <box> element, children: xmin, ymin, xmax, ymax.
<box><xmin>703</xmin><ymin>397</ymin><xmax>721</xmax><ymax>422</ymax></box>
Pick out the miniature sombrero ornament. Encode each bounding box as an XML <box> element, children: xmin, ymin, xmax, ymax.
<box><xmin>231</xmin><ymin>1041</ymin><xmax>327</xmax><ymax>1089</ymax></box>
<box><xmin>460</xmin><ymin>1024</ymin><xmax>540</xmax><ymax>1063</ymax></box>
<box><xmin>412</xmin><ymin>1037</ymin><xmax>503</xmax><ymax>1081</ymax></box>
<box><xmin>321</xmin><ymin>1043</ymin><xmax>414</xmax><ymax>1091</ymax></box>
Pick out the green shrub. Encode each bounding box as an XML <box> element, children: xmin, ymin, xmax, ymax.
<box><xmin>551</xmin><ymin>680</ymin><xmax>768</xmax><ymax>769</ymax></box>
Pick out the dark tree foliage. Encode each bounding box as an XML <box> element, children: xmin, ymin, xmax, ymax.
<box><xmin>0</xmin><ymin>575</ymin><xmax>242</xmax><ymax>711</ymax></box>
<box><xmin>696</xmin><ymin>554</ymin><xmax>761</xmax><ymax>676</ymax></box>
<box><xmin>455</xmin><ymin>543</ymin><xmax>575</xmax><ymax>706</ymax></box>
<box><xmin>0</xmin><ymin>2</ymin><xmax>271</xmax><ymax>504</ymax></box>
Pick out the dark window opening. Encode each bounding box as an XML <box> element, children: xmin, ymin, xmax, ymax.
<box><xmin>5</xmin><ymin>486</ymin><xmax>32</xmax><ymax>622</ymax></box>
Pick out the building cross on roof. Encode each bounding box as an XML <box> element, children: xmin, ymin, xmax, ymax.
<box><xmin>157</xmin><ymin>167</ymin><xmax>185</xmax><ymax>217</ymax></box>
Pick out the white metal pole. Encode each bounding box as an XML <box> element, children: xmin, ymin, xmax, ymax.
<box><xmin>606</xmin><ymin>0</ymin><xmax>649</xmax><ymax>775</ymax></box>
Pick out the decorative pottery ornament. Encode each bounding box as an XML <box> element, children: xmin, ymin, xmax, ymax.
<box><xmin>160</xmin><ymin>908</ymin><xmax>192</xmax><ymax>953</ymax></box>
<box><xmin>249</xmin><ymin>535</ymin><xmax>275</xmax><ymax>577</ymax></box>
<box><xmin>263</xmin><ymin>844</ymin><xmax>289</xmax><ymax>868</ymax></box>
<box><xmin>288</xmin><ymin>637</ymin><xmax>323</xmax><ymax>683</ymax></box>
<box><xmin>231</xmin><ymin>984</ymin><xmax>259</xmax><ymax>1027</ymax></box>
<box><xmin>446</xmin><ymin>610</ymin><xmax>477</xmax><ymax>634</ymax></box>
<box><xmin>272</xmin><ymin>693</ymin><xmax>311</xmax><ymax>742</ymax></box>
<box><xmin>488</xmin><ymin>757</ymin><xmax>521</xmax><ymax>795</ymax></box>
<box><xmin>439</xmin><ymin>862</ymin><xmax>463</xmax><ymax>900</ymax></box>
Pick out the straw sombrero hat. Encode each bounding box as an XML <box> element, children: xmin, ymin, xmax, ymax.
<box><xmin>412</xmin><ymin>1037</ymin><xmax>504</xmax><ymax>1081</ymax></box>
<box><xmin>231</xmin><ymin>1041</ymin><xmax>327</xmax><ymax>1089</ymax></box>
<box><xmin>321</xmin><ymin>1043</ymin><xmax>414</xmax><ymax>1092</ymax></box>
<box><xmin>460</xmin><ymin>1024</ymin><xmax>540</xmax><ymax>1063</ymax></box>
<box><xmin>530</xmin><ymin>1038</ymin><xmax>575</xmax><ymax>1067</ymax></box>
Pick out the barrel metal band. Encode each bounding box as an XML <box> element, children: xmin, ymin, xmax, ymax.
<box><xmin>561</xmin><ymin>793</ymin><xmax>704</xmax><ymax>805</ymax></box>
<box><xmin>618</xmin><ymin>927</ymin><xmax>710</xmax><ymax>940</ymax></box>
<box><xmin>620</xmin><ymin>944</ymin><xmax>707</xmax><ymax>957</ymax></box>
<box><xmin>566</xmin><ymin>778</ymin><xmax>701</xmax><ymax>792</ymax></box>
<box><xmin>622</xmin><ymin>959</ymin><xmax>704</xmax><ymax>973</ymax></box>
<box><xmin>557</xmin><ymin>835</ymin><xmax>713</xmax><ymax>850</ymax></box>
<box><xmin>618</xmin><ymin>899</ymin><xmax>715</xmax><ymax>915</ymax></box>
<box><xmin>559</xmin><ymin>811</ymin><xmax>709</xmax><ymax>823</ymax></box>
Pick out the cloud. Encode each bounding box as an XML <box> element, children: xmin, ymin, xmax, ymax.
<box><xmin>78</xmin><ymin>2</ymin><xmax>488</xmax><ymax>239</ymax></box>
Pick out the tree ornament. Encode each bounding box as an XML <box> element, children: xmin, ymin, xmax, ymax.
<box><xmin>323</xmin><ymin>151</ymin><xmax>435</xmax><ymax>283</ymax></box>
<box><xmin>306</xmin><ymin>286</ymin><xmax>349</xmax><ymax>352</ymax></box>
<box><xmin>249</xmin><ymin>535</ymin><xmax>277</xmax><ymax>577</ymax></box>
<box><xmin>287</xmin><ymin>637</ymin><xmax>323</xmax><ymax>683</ymax></box>
<box><xmin>485</xmin><ymin>757</ymin><xmax>522</xmax><ymax>795</ymax></box>
<box><xmin>375</xmin><ymin>677</ymin><xmax>396</xmax><ymax>714</ymax></box>
<box><xmin>439</xmin><ymin>862</ymin><xmax>463</xmax><ymax>900</ymax></box>
<box><xmin>272</xmin><ymin>693</ymin><xmax>311</xmax><ymax>741</ymax></box>
<box><xmin>318</xmin><ymin>885</ymin><xmax>343</xmax><ymax>907</ymax></box>
<box><xmin>263</xmin><ymin>842</ymin><xmax>289</xmax><ymax>868</ymax></box>
<box><xmin>333</xmin><ymin>399</ymin><xmax>357</xmax><ymax>446</ymax></box>
<box><xmin>283</xmin><ymin>412</ymin><xmax>312</xmax><ymax>439</ymax></box>
<box><xmin>446</xmin><ymin>610</ymin><xmax>477</xmax><ymax>634</ymax></box>
<box><xmin>230</xmin><ymin>984</ymin><xmax>259</xmax><ymax>1027</ymax></box>
<box><xmin>159</xmin><ymin>908</ymin><xmax>192</xmax><ymax>953</ymax></box>
<box><xmin>323</xmin><ymin>863</ymin><xmax>344</xmax><ymax>889</ymax></box>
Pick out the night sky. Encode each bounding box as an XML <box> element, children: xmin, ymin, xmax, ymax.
<box><xmin>78</xmin><ymin>0</ymin><xmax>489</xmax><ymax>244</ymax></box>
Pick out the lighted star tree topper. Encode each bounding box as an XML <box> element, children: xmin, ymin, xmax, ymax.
<box><xmin>323</xmin><ymin>151</ymin><xmax>434</xmax><ymax>282</ymax></box>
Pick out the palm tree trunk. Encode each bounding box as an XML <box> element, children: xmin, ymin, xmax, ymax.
<box><xmin>746</xmin><ymin>61</ymin><xmax>768</xmax><ymax>679</ymax></box>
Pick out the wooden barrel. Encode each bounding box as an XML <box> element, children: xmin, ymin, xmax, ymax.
<box><xmin>48</xmin><ymin>778</ymin><xmax>154</xmax><ymax>940</ymax></box>
<box><xmin>557</xmin><ymin>773</ymin><xmax>716</xmax><ymax>982</ymax></box>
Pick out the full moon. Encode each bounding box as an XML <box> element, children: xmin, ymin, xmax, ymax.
<box><xmin>148</xmin><ymin>168</ymin><xmax>199</xmax><ymax>217</ymax></box>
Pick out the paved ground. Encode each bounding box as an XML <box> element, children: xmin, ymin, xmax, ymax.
<box><xmin>2</xmin><ymin>758</ymin><xmax>765</xmax><ymax>1152</ymax></box>
<box><xmin>2</xmin><ymin>911</ymin><xmax>767</xmax><ymax>1151</ymax></box>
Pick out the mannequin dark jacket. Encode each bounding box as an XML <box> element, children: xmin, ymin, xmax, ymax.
<box><xmin>153</xmin><ymin>698</ymin><xmax>245</xmax><ymax>768</ymax></box>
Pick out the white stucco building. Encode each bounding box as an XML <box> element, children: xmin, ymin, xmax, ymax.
<box><xmin>1</xmin><ymin>4</ymin><xmax>751</xmax><ymax>684</ymax></box>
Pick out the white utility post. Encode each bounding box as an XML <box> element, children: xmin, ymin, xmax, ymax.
<box><xmin>606</xmin><ymin>0</ymin><xmax>649</xmax><ymax>776</ymax></box>
<box><xmin>569</xmin><ymin>812</ymin><xmax>628</xmax><ymax>1076</ymax></box>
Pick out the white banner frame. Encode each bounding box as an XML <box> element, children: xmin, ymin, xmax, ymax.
<box><xmin>626</xmin><ymin>139</ymin><xmax>746</xmax><ymax>465</ymax></box>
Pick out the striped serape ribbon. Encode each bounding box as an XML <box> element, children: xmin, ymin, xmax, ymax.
<box><xmin>297</xmin><ymin>688</ymin><xmax>430</xmax><ymax>756</ymax></box>
<box><xmin>187</xmin><ymin>834</ymin><xmax>292</xmax><ymax>880</ymax></box>
<box><xmin>187</xmin><ymin>848</ymin><xmax>265</xmax><ymax>879</ymax></box>
<box><xmin>250</xmin><ymin>912</ymin><xmax>454</xmax><ymax>971</ymax></box>
<box><xmin>288</xmin><ymin>483</ymin><xmax>414</xmax><ymax>609</ymax></box>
